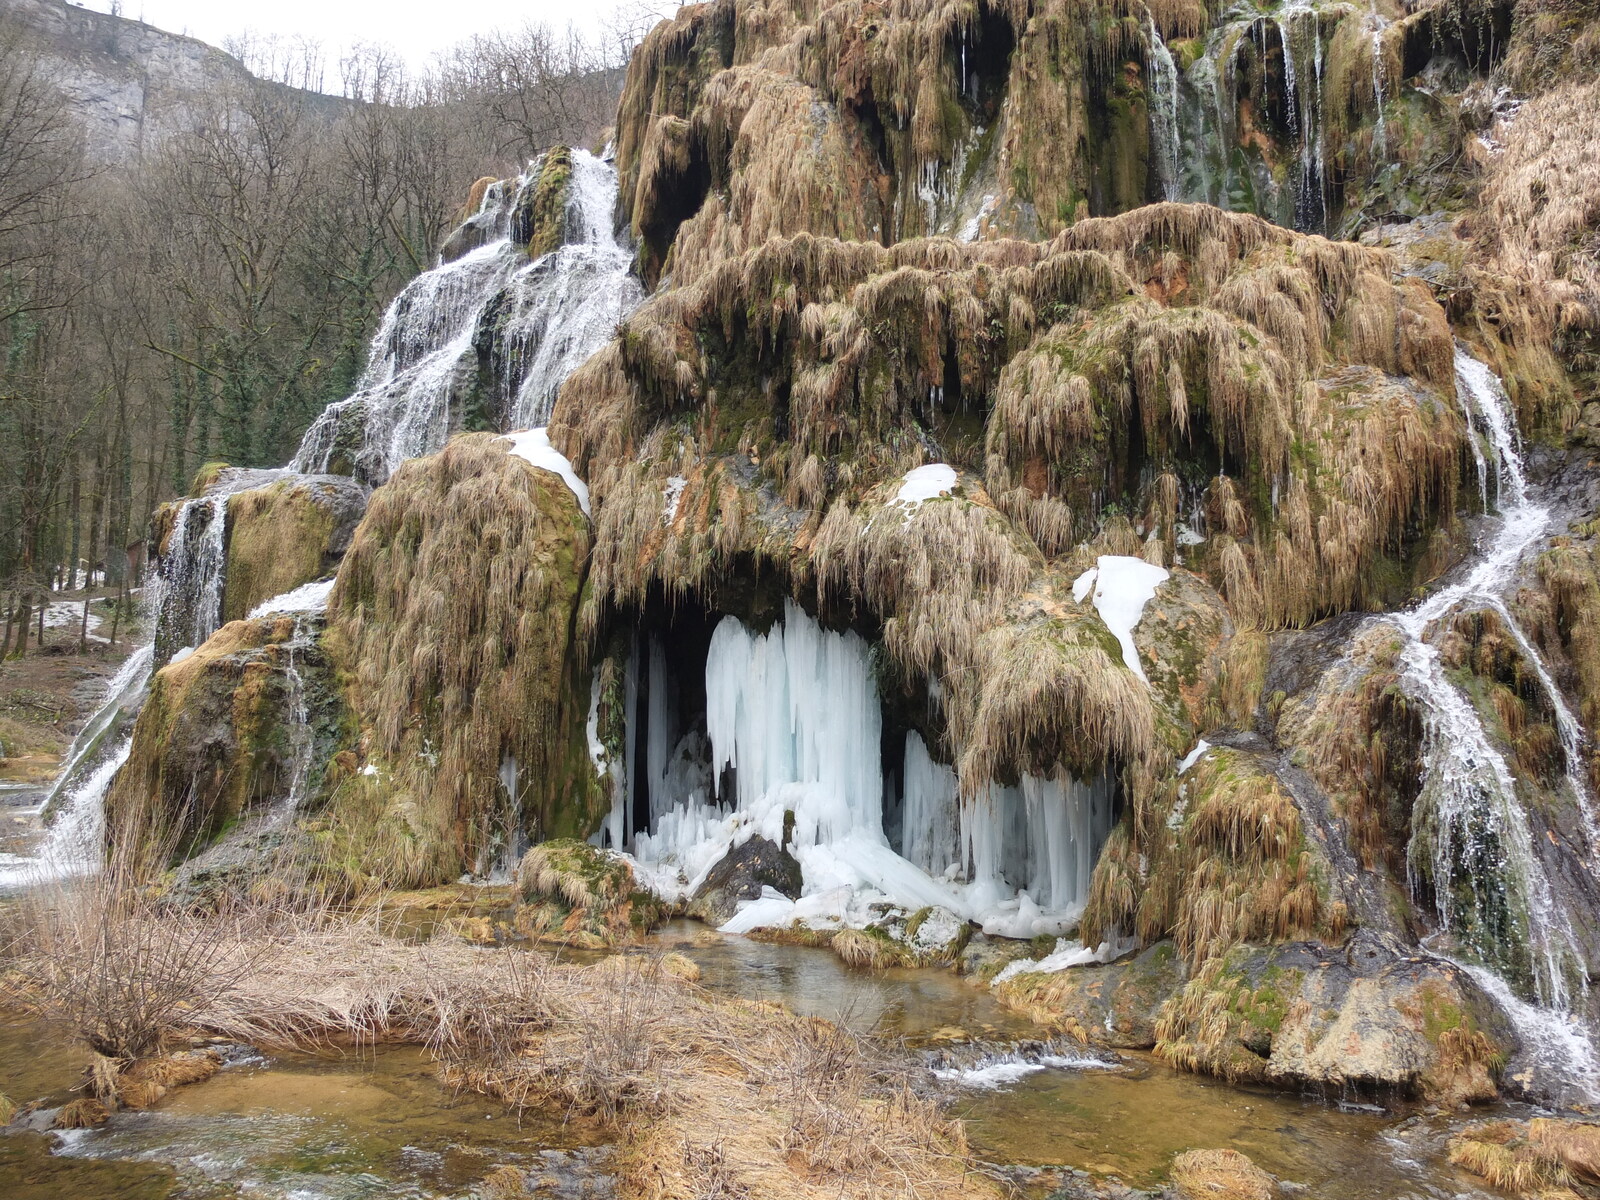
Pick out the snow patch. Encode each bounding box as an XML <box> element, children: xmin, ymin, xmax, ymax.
<box><xmin>895</xmin><ymin>463</ymin><xmax>957</xmax><ymax>506</ymax></box>
<box><xmin>1071</xmin><ymin>555</ymin><xmax>1169</xmax><ymax>682</ymax></box>
<box><xmin>1177</xmin><ymin>739</ymin><xmax>1211</xmax><ymax>774</ymax></box>
<box><xmin>500</xmin><ymin>427</ymin><xmax>591</xmax><ymax>516</ymax></box>
<box><xmin>991</xmin><ymin>937</ymin><xmax>1125</xmax><ymax>986</ymax></box>
<box><xmin>248</xmin><ymin>579</ymin><xmax>335</xmax><ymax>620</ymax></box>
<box><xmin>662</xmin><ymin>475</ymin><xmax>688</xmax><ymax>524</ymax></box>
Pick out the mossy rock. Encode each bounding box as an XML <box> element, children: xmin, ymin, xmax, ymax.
<box><xmin>514</xmin><ymin>146</ymin><xmax>574</xmax><ymax>259</ymax></box>
<box><xmin>1169</xmin><ymin>1148</ymin><xmax>1278</xmax><ymax>1200</ymax></box>
<box><xmin>316</xmin><ymin>433</ymin><xmax>602</xmax><ymax>890</ymax></box>
<box><xmin>994</xmin><ymin>940</ymin><xmax>1182</xmax><ymax>1048</ymax></box>
<box><xmin>514</xmin><ymin>838</ymin><xmax>665</xmax><ymax>946</ymax></box>
<box><xmin>686</xmin><ymin>834</ymin><xmax>802</xmax><ymax>927</ymax></box>
<box><xmin>220</xmin><ymin>475</ymin><xmax>367</xmax><ymax>624</ymax></box>
<box><xmin>1153</xmin><ymin>934</ymin><xmax>1512</xmax><ymax>1104</ymax></box>
<box><xmin>105</xmin><ymin>614</ymin><xmax>339</xmax><ymax>870</ymax></box>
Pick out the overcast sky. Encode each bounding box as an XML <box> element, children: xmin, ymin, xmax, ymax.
<box><xmin>72</xmin><ymin>0</ymin><xmax>681</xmax><ymax>83</ymax></box>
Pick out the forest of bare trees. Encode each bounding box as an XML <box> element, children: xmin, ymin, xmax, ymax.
<box><xmin>0</xmin><ymin>9</ymin><xmax>637</xmax><ymax>655</ymax></box>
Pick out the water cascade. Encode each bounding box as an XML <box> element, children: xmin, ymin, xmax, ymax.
<box><xmin>153</xmin><ymin>495</ymin><xmax>228</xmax><ymax>656</ymax></box>
<box><xmin>1393</xmin><ymin>349</ymin><xmax>1599</xmax><ymax>1101</ymax></box>
<box><xmin>1368</xmin><ymin>3</ymin><xmax>1390</xmax><ymax>160</ymax></box>
<box><xmin>620</xmin><ymin>602</ymin><xmax>1116</xmax><ymax>937</ymax></box>
<box><xmin>0</xmin><ymin>738</ymin><xmax>131</xmax><ymax>888</ymax></box>
<box><xmin>1146</xmin><ymin>19</ymin><xmax>1183</xmax><ymax>202</ymax></box>
<box><xmin>292</xmin><ymin>150</ymin><xmax>641</xmax><ymax>485</ymax></box>
<box><xmin>36</xmin><ymin>152</ymin><xmax>642</xmax><ymax>873</ymax></box>
<box><xmin>39</xmin><ymin>643</ymin><xmax>153</xmax><ymax>817</ymax></box>
<box><xmin>1279</xmin><ymin>0</ymin><xmax>1327</xmax><ymax>230</ymax></box>
<box><xmin>1159</xmin><ymin>0</ymin><xmax>1334</xmax><ymax>230</ymax></box>
<box><xmin>40</xmin><ymin>467</ymin><xmax>284</xmax><ymax>817</ymax></box>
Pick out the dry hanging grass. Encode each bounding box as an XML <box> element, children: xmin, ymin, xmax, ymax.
<box><xmin>1081</xmin><ymin>746</ymin><xmax>1328</xmax><ymax>968</ymax></box>
<box><xmin>613</xmin><ymin>0</ymin><xmax>1191</xmax><ymax>285</ymax></box>
<box><xmin>319</xmin><ymin>433</ymin><xmax>603</xmax><ymax>890</ymax></box>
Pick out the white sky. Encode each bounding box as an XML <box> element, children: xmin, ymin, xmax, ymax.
<box><xmin>71</xmin><ymin>0</ymin><xmax>681</xmax><ymax>83</ymax></box>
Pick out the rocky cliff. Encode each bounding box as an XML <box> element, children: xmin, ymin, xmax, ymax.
<box><xmin>81</xmin><ymin>0</ymin><xmax>1600</xmax><ymax>1110</ymax></box>
<box><xmin>0</xmin><ymin>0</ymin><xmax>340</xmax><ymax>162</ymax></box>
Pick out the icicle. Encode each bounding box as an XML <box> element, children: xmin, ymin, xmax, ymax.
<box><xmin>902</xmin><ymin>731</ymin><xmax>960</xmax><ymax>876</ymax></box>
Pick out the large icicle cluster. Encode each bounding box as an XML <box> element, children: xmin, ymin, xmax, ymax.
<box><xmin>619</xmin><ymin>601</ymin><xmax>1122</xmax><ymax>937</ymax></box>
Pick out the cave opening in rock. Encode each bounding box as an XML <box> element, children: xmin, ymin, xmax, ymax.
<box><xmin>955</xmin><ymin>3</ymin><xmax>1017</xmax><ymax>125</ymax></box>
<box><xmin>602</xmin><ymin>588</ymin><xmax>1123</xmax><ymax>937</ymax></box>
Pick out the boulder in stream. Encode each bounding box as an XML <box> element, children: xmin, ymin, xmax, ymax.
<box><xmin>686</xmin><ymin>834</ymin><xmax>803</xmax><ymax>927</ymax></box>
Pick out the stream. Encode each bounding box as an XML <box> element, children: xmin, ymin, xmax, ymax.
<box><xmin>0</xmin><ymin>789</ymin><xmax>1521</xmax><ymax>1200</ymax></box>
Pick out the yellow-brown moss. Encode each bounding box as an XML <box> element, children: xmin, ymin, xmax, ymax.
<box><xmin>104</xmin><ymin>615</ymin><xmax>311</xmax><ymax>870</ymax></box>
<box><xmin>220</xmin><ymin>479</ymin><xmax>345</xmax><ymax>624</ymax></box>
<box><xmin>317</xmin><ymin>434</ymin><xmax>600</xmax><ymax>891</ymax></box>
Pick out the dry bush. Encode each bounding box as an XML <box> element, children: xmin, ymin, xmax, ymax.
<box><xmin>1447</xmin><ymin>1120</ymin><xmax>1573</xmax><ymax>1193</ymax></box>
<box><xmin>0</xmin><ymin>865</ymin><xmax>270</xmax><ymax>1061</ymax></box>
<box><xmin>1168</xmin><ymin>1148</ymin><xmax>1277</xmax><ymax>1200</ymax></box>
<box><xmin>7</xmin><ymin>861</ymin><xmax>995</xmax><ymax>1199</ymax></box>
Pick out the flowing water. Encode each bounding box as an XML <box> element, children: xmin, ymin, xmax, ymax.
<box><xmin>1154</xmin><ymin>0</ymin><xmax>1334</xmax><ymax>230</ymax></box>
<box><xmin>0</xmin><ymin>1018</ymin><xmax>614</xmax><ymax>1200</ymax></box>
<box><xmin>36</xmin><ymin>151</ymin><xmax>642</xmax><ymax>869</ymax></box>
<box><xmin>0</xmin><ymin>926</ymin><xmax>1528</xmax><ymax>1200</ymax></box>
<box><xmin>1145</xmin><ymin>19</ymin><xmax>1183</xmax><ymax>202</ymax></box>
<box><xmin>292</xmin><ymin>149</ymin><xmax>641</xmax><ymax>486</ymax></box>
<box><xmin>1390</xmin><ymin>349</ymin><xmax>1600</xmax><ymax>1103</ymax></box>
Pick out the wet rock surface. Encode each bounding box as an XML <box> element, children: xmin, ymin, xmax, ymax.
<box><xmin>686</xmin><ymin>834</ymin><xmax>803</xmax><ymax>927</ymax></box>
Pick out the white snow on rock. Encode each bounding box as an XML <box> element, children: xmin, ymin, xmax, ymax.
<box><xmin>991</xmin><ymin>937</ymin><xmax>1124</xmax><ymax>986</ymax></box>
<box><xmin>1071</xmin><ymin>555</ymin><xmax>1169</xmax><ymax>682</ymax></box>
<box><xmin>248</xmin><ymin>578</ymin><xmax>336</xmax><ymax>619</ymax></box>
<box><xmin>500</xmin><ymin>427</ymin><xmax>591</xmax><ymax>517</ymax></box>
<box><xmin>895</xmin><ymin>463</ymin><xmax>957</xmax><ymax>506</ymax></box>
<box><xmin>1177</xmin><ymin>738</ymin><xmax>1211</xmax><ymax>774</ymax></box>
<box><xmin>662</xmin><ymin>475</ymin><xmax>688</xmax><ymax>524</ymax></box>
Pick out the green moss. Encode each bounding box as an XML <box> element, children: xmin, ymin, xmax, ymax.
<box><xmin>220</xmin><ymin>480</ymin><xmax>342</xmax><ymax>624</ymax></box>
<box><xmin>188</xmin><ymin>462</ymin><xmax>230</xmax><ymax>496</ymax></box>
<box><xmin>517</xmin><ymin>146</ymin><xmax>575</xmax><ymax>258</ymax></box>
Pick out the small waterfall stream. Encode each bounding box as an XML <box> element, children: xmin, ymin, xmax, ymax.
<box><xmin>293</xmin><ymin>149</ymin><xmax>641</xmax><ymax>484</ymax></box>
<box><xmin>1146</xmin><ymin>19</ymin><xmax>1183</xmax><ymax>201</ymax></box>
<box><xmin>1152</xmin><ymin>0</ymin><xmax>1333</xmax><ymax>230</ymax></box>
<box><xmin>1393</xmin><ymin>348</ymin><xmax>1599</xmax><ymax>1102</ymax></box>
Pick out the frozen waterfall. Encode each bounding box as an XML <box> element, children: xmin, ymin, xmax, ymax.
<box><xmin>618</xmin><ymin>601</ymin><xmax>1117</xmax><ymax>938</ymax></box>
